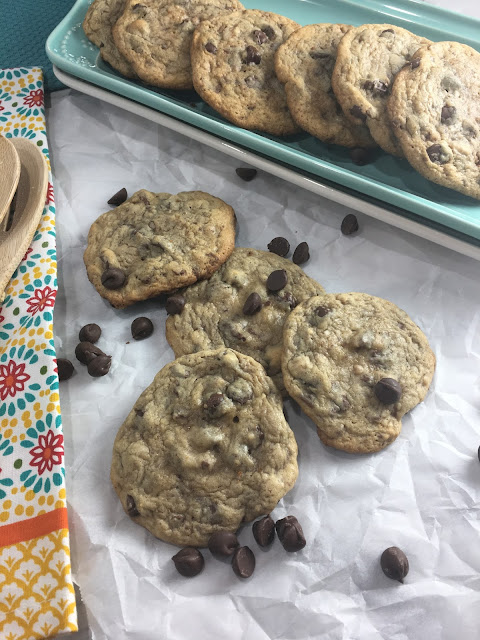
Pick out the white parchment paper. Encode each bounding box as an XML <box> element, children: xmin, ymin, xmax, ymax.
<box><xmin>47</xmin><ymin>5</ymin><xmax>480</xmax><ymax>635</ymax></box>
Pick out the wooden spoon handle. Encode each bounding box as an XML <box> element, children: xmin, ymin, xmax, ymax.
<box><xmin>0</xmin><ymin>138</ymin><xmax>48</xmax><ymax>303</ymax></box>
<box><xmin>0</xmin><ymin>135</ymin><xmax>21</xmax><ymax>227</ymax></box>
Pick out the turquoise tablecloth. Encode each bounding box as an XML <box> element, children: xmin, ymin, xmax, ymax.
<box><xmin>0</xmin><ymin>0</ymin><xmax>77</xmax><ymax>92</ymax></box>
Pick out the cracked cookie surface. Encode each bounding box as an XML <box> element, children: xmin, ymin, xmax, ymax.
<box><xmin>165</xmin><ymin>247</ymin><xmax>325</xmax><ymax>394</ymax></box>
<box><xmin>191</xmin><ymin>9</ymin><xmax>300</xmax><ymax>135</ymax></box>
<box><xmin>83</xmin><ymin>190</ymin><xmax>235</xmax><ymax>308</ymax></box>
<box><xmin>83</xmin><ymin>0</ymin><xmax>137</xmax><ymax>78</ymax></box>
<box><xmin>388</xmin><ymin>41</ymin><xmax>480</xmax><ymax>199</ymax></box>
<box><xmin>282</xmin><ymin>293</ymin><xmax>435</xmax><ymax>453</ymax></box>
<box><xmin>275</xmin><ymin>23</ymin><xmax>375</xmax><ymax>148</ymax></box>
<box><xmin>111</xmin><ymin>348</ymin><xmax>299</xmax><ymax>546</ymax></box>
<box><xmin>332</xmin><ymin>24</ymin><xmax>430</xmax><ymax>156</ymax></box>
<box><xmin>112</xmin><ymin>0</ymin><xmax>244</xmax><ymax>89</ymax></box>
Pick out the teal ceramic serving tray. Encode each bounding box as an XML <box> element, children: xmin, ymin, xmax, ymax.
<box><xmin>46</xmin><ymin>0</ymin><xmax>480</xmax><ymax>241</ymax></box>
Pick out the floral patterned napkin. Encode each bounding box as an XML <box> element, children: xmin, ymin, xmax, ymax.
<box><xmin>0</xmin><ymin>68</ymin><xmax>77</xmax><ymax>639</ymax></box>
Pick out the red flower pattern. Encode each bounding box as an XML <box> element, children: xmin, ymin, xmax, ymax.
<box><xmin>26</xmin><ymin>286</ymin><xmax>56</xmax><ymax>315</ymax></box>
<box><xmin>0</xmin><ymin>101</ymin><xmax>4</xmax><ymax>112</ymax></box>
<box><xmin>23</xmin><ymin>89</ymin><xmax>44</xmax><ymax>108</ymax></box>
<box><xmin>0</xmin><ymin>360</ymin><xmax>30</xmax><ymax>401</ymax></box>
<box><xmin>29</xmin><ymin>430</ymin><xmax>64</xmax><ymax>476</ymax></box>
<box><xmin>46</xmin><ymin>182</ymin><xmax>54</xmax><ymax>204</ymax></box>
<box><xmin>22</xmin><ymin>247</ymin><xmax>33</xmax><ymax>262</ymax></box>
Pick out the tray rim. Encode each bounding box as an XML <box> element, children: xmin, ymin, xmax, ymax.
<box><xmin>46</xmin><ymin>0</ymin><xmax>480</xmax><ymax>242</ymax></box>
<box><xmin>53</xmin><ymin>64</ymin><xmax>480</xmax><ymax>262</ymax></box>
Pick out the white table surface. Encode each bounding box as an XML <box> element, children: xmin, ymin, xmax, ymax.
<box><xmin>48</xmin><ymin>1</ymin><xmax>480</xmax><ymax>638</ymax></box>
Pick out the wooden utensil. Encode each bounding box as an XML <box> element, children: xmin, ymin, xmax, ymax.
<box><xmin>0</xmin><ymin>136</ymin><xmax>48</xmax><ymax>303</ymax></box>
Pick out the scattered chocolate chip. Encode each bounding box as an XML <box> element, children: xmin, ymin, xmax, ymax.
<box><xmin>131</xmin><ymin>317</ymin><xmax>154</xmax><ymax>340</ymax></box>
<box><xmin>411</xmin><ymin>58</ymin><xmax>420</xmax><ymax>69</ymax></box>
<box><xmin>101</xmin><ymin>267</ymin><xmax>126</xmax><ymax>290</ymax></box>
<box><xmin>253</xmin><ymin>29</ymin><xmax>268</xmax><ymax>44</ymax></box>
<box><xmin>275</xmin><ymin>515</ymin><xmax>306</xmax><ymax>552</ymax></box>
<box><xmin>349</xmin><ymin>105</ymin><xmax>367</xmax><ymax>123</ymax></box>
<box><xmin>135</xmin><ymin>408</ymin><xmax>144</xmax><ymax>417</ymax></box>
<box><xmin>205</xmin><ymin>392</ymin><xmax>224</xmax><ymax>410</ymax></box>
<box><xmin>87</xmin><ymin>354</ymin><xmax>111</xmax><ymax>377</ymax></box>
<box><xmin>172</xmin><ymin>547</ymin><xmax>205</xmax><ymax>577</ymax></box>
<box><xmin>243</xmin><ymin>292</ymin><xmax>262</xmax><ymax>315</ymax></box>
<box><xmin>267</xmin><ymin>269</ymin><xmax>287</xmax><ymax>292</ymax></box>
<box><xmin>57</xmin><ymin>358</ymin><xmax>74</xmax><ymax>381</ymax></box>
<box><xmin>478</xmin><ymin>445</ymin><xmax>480</xmax><ymax>462</ymax></box>
<box><xmin>132</xmin><ymin>3</ymin><xmax>146</xmax><ymax>10</ymax></box>
<box><xmin>381</xmin><ymin>28</ymin><xmax>394</xmax><ymax>34</ymax></box>
<box><xmin>275</xmin><ymin>291</ymin><xmax>297</xmax><ymax>309</ymax></box>
<box><xmin>441</xmin><ymin>105</ymin><xmax>456</xmax><ymax>124</ymax></box>
<box><xmin>205</xmin><ymin>42</ymin><xmax>217</xmax><ymax>54</ymax></box>
<box><xmin>126</xmin><ymin>494</ymin><xmax>139</xmax><ymax>517</ymax></box>
<box><xmin>374</xmin><ymin>378</ymin><xmax>402</xmax><ymax>404</ymax></box>
<box><xmin>79</xmin><ymin>323</ymin><xmax>101</xmax><ymax>344</ymax></box>
<box><xmin>166</xmin><ymin>294</ymin><xmax>185</xmax><ymax>315</ymax></box>
<box><xmin>236</xmin><ymin>168</ymin><xmax>257</xmax><ymax>181</ymax></box>
<box><xmin>232</xmin><ymin>546</ymin><xmax>255</xmax><ymax>578</ymax></box>
<box><xmin>380</xmin><ymin>546</ymin><xmax>409</xmax><ymax>583</ymax></box>
<box><xmin>427</xmin><ymin>143</ymin><xmax>449</xmax><ymax>164</ymax></box>
<box><xmin>261</xmin><ymin>25</ymin><xmax>275</xmax><ymax>40</ymax></box>
<box><xmin>341</xmin><ymin>213</ymin><xmax>359</xmax><ymax>235</ymax></box>
<box><xmin>350</xmin><ymin>147</ymin><xmax>373</xmax><ymax>166</ymax></box>
<box><xmin>292</xmin><ymin>242</ymin><xmax>309</xmax><ymax>265</ymax></box>
<box><xmin>75</xmin><ymin>341</ymin><xmax>105</xmax><ymax>365</ymax></box>
<box><xmin>245</xmin><ymin>45</ymin><xmax>261</xmax><ymax>65</ymax></box>
<box><xmin>309</xmin><ymin>51</ymin><xmax>330</xmax><ymax>59</ymax></box>
<box><xmin>208</xmin><ymin>531</ymin><xmax>239</xmax><ymax>557</ymax></box>
<box><xmin>107</xmin><ymin>188</ymin><xmax>127</xmax><ymax>206</ymax></box>
<box><xmin>363</xmin><ymin>80</ymin><xmax>388</xmax><ymax>95</ymax></box>
<box><xmin>253</xmin><ymin>515</ymin><xmax>275</xmax><ymax>547</ymax></box>
<box><xmin>315</xmin><ymin>306</ymin><xmax>330</xmax><ymax>317</ymax></box>
<box><xmin>267</xmin><ymin>236</ymin><xmax>290</xmax><ymax>256</ymax></box>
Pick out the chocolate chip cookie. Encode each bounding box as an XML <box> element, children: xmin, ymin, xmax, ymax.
<box><xmin>112</xmin><ymin>0</ymin><xmax>244</xmax><ymax>89</ymax></box>
<box><xmin>83</xmin><ymin>190</ymin><xmax>236</xmax><ymax>308</ymax></box>
<box><xmin>388</xmin><ymin>41</ymin><xmax>480</xmax><ymax>199</ymax></box>
<box><xmin>282</xmin><ymin>293</ymin><xmax>435</xmax><ymax>453</ymax></box>
<box><xmin>165</xmin><ymin>247</ymin><xmax>325</xmax><ymax>394</ymax></box>
<box><xmin>83</xmin><ymin>0</ymin><xmax>137</xmax><ymax>78</ymax></box>
<box><xmin>275</xmin><ymin>24</ymin><xmax>375</xmax><ymax>148</ymax></box>
<box><xmin>191</xmin><ymin>9</ymin><xmax>300</xmax><ymax>136</ymax></box>
<box><xmin>332</xmin><ymin>24</ymin><xmax>430</xmax><ymax>156</ymax></box>
<box><xmin>111</xmin><ymin>347</ymin><xmax>299</xmax><ymax>546</ymax></box>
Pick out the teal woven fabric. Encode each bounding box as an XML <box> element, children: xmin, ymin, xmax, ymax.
<box><xmin>0</xmin><ymin>0</ymin><xmax>77</xmax><ymax>92</ymax></box>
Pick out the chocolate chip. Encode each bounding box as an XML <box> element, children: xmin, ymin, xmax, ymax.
<box><xmin>275</xmin><ymin>515</ymin><xmax>306</xmax><ymax>552</ymax></box>
<box><xmin>205</xmin><ymin>392</ymin><xmax>224</xmax><ymax>410</ymax></box>
<box><xmin>374</xmin><ymin>378</ymin><xmax>402</xmax><ymax>404</ymax></box>
<box><xmin>87</xmin><ymin>354</ymin><xmax>111</xmax><ymax>377</ymax></box>
<box><xmin>57</xmin><ymin>358</ymin><xmax>74</xmax><ymax>381</ymax></box>
<box><xmin>380</xmin><ymin>547</ymin><xmax>409</xmax><ymax>583</ymax></box>
<box><xmin>132</xmin><ymin>3</ymin><xmax>146</xmax><ymax>10</ymax></box>
<box><xmin>245</xmin><ymin>45</ymin><xmax>261</xmax><ymax>65</ymax></box>
<box><xmin>441</xmin><ymin>105</ymin><xmax>456</xmax><ymax>124</ymax></box>
<box><xmin>267</xmin><ymin>236</ymin><xmax>290</xmax><ymax>256</ymax></box>
<box><xmin>477</xmin><ymin>445</ymin><xmax>480</xmax><ymax>462</ymax></box>
<box><xmin>79</xmin><ymin>323</ymin><xmax>101</xmax><ymax>343</ymax></box>
<box><xmin>172</xmin><ymin>548</ymin><xmax>205</xmax><ymax>577</ymax></box>
<box><xmin>315</xmin><ymin>306</ymin><xmax>329</xmax><ymax>317</ymax></box>
<box><xmin>166</xmin><ymin>294</ymin><xmax>185</xmax><ymax>315</ymax></box>
<box><xmin>341</xmin><ymin>213</ymin><xmax>359</xmax><ymax>235</ymax></box>
<box><xmin>131</xmin><ymin>317</ymin><xmax>154</xmax><ymax>340</ymax></box>
<box><xmin>350</xmin><ymin>147</ymin><xmax>373</xmax><ymax>166</ymax></box>
<box><xmin>235</xmin><ymin>168</ymin><xmax>257</xmax><ymax>181</ymax></box>
<box><xmin>107</xmin><ymin>188</ymin><xmax>127</xmax><ymax>206</ymax></box>
<box><xmin>205</xmin><ymin>42</ymin><xmax>217</xmax><ymax>54</ymax></box>
<box><xmin>135</xmin><ymin>408</ymin><xmax>144</xmax><ymax>417</ymax></box>
<box><xmin>252</xmin><ymin>515</ymin><xmax>275</xmax><ymax>547</ymax></box>
<box><xmin>380</xmin><ymin>28</ymin><xmax>394</xmax><ymax>34</ymax></box>
<box><xmin>101</xmin><ymin>267</ymin><xmax>126</xmax><ymax>290</ymax></box>
<box><xmin>349</xmin><ymin>105</ymin><xmax>367</xmax><ymax>122</ymax></box>
<box><xmin>363</xmin><ymin>80</ymin><xmax>388</xmax><ymax>95</ymax></box>
<box><xmin>242</xmin><ymin>292</ymin><xmax>262</xmax><ymax>316</ymax></box>
<box><xmin>126</xmin><ymin>494</ymin><xmax>139</xmax><ymax>517</ymax></box>
<box><xmin>309</xmin><ymin>51</ymin><xmax>330</xmax><ymax>59</ymax></box>
<box><xmin>292</xmin><ymin>242</ymin><xmax>309</xmax><ymax>265</ymax></box>
<box><xmin>410</xmin><ymin>58</ymin><xmax>420</xmax><ymax>69</ymax></box>
<box><xmin>208</xmin><ymin>531</ymin><xmax>239</xmax><ymax>557</ymax></box>
<box><xmin>267</xmin><ymin>269</ymin><xmax>287</xmax><ymax>292</ymax></box>
<box><xmin>232</xmin><ymin>546</ymin><xmax>255</xmax><ymax>578</ymax></box>
<box><xmin>427</xmin><ymin>144</ymin><xmax>449</xmax><ymax>165</ymax></box>
<box><xmin>261</xmin><ymin>25</ymin><xmax>275</xmax><ymax>40</ymax></box>
<box><xmin>75</xmin><ymin>341</ymin><xmax>105</xmax><ymax>365</ymax></box>
<box><xmin>253</xmin><ymin>29</ymin><xmax>268</xmax><ymax>44</ymax></box>
<box><xmin>275</xmin><ymin>291</ymin><xmax>297</xmax><ymax>309</ymax></box>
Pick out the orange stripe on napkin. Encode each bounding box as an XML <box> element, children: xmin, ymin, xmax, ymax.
<box><xmin>0</xmin><ymin>507</ymin><xmax>68</xmax><ymax>547</ymax></box>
